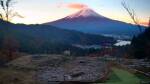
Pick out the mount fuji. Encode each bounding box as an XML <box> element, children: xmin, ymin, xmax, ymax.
<box><xmin>45</xmin><ymin>8</ymin><xmax>144</xmax><ymax>39</ymax></box>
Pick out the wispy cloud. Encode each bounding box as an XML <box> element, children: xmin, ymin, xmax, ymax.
<box><xmin>59</xmin><ymin>3</ymin><xmax>88</xmax><ymax>10</ymax></box>
<box><xmin>66</xmin><ymin>3</ymin><xmax>88</xmax><ymax>9</ymax></box>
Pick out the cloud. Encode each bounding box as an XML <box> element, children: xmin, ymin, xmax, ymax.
<box><xmin>140</xmin><ymin>21</ymin><xmax>149</xmax><ymax>26</ymax></box>
<box><xmin>62</xmin><ymin>3</ymin><xmax>88</xmax><ymax>9</ymax></box>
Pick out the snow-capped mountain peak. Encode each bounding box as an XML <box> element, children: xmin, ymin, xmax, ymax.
<box><xmin>66</xmin><ymin>8</ymin><xmax>103</xmax><ymax>18</ymax></box>
<box><xmin>46</xmin><ymin>8</ymin><xmax>142</xmax><ymax>38</ymax></box>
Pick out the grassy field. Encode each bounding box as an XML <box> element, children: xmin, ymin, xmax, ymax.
<box><xmin>104</xmin><ymin>68</ymin><xmax>150</xmax><ymax>84</ymax></box>
<box><xmin>105</xmin><ymin>68</ymin><xmax>140</xmax><ymax>84</ymax></box>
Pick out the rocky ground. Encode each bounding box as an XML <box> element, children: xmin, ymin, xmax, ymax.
<box><xmin>5</xmin><ymin>55</ymin><xmax>107</xmax><ymax>84</ymax></box>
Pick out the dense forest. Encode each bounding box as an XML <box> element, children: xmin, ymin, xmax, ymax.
<box><xmin>0</xmin><ymin>20</ymin><xmax>114</xmax><ymax>57</ymax></box>
<box><xmin>131</xmin><ymin>25</ymin><xmax>150</xmax><ymax>59</ymax></box>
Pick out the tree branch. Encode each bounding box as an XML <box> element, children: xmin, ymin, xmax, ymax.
<box><xmin>121</xmin><ymin>1</ymin><xmax>142</xmax><ymax>33</ymax></box>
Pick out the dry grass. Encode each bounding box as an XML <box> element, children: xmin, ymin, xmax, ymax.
<box><xmin>0</xmin><ymin>67</ymin><xmax>36</xmax><ymax>84</ymax></box>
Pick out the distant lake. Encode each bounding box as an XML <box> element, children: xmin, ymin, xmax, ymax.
<box><xmin>114</xmin><ymin>40</ymin><xmax>131</xmax><ymax>46</ymax></box>
<box><xmin>72</xmin><ymin>44</ymin><xmax>101</xmax><ymax>49</ymax></box>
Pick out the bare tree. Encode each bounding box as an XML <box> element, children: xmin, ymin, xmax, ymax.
<box><xmin>121</xmin><ymin>1</ymin><xmax>143</xmax><ymax>33</ymax></box>
<box><xmin>148</xmin><ymin>18</ymin><xmax>150</xmax><ymax>28</ymax></box>
<box><xmin>0</xmin><ymin>0</ymin><xmax>22</xmax><ymax>61</ymax></box>
<box><xmin>0</xmin><ymin>0</ymin><xmax>23</xmax><ymax>22</ymax></box>
<box><xmin>2</xmin><ymin>36</ymin><xmax>19</xmax><ymax>60</ymax></box>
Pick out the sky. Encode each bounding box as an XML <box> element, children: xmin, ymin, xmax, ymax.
<box><xmin>10</xmin><ymin>0</ymin><xmax>150</xmax><ymax>26</ymax></box>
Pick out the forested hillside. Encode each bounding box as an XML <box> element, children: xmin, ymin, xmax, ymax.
<box><xmin>0</xmin><ymin>20</ymin><xmax>115</xmax><ymax>54</ymax></box>
<box><xmin>131</xmin><ymin>26</ymin><xmax>150</xmax><ymax>59</ymax></box>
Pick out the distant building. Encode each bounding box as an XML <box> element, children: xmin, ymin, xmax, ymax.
<box><xmin>63</xmin><ymin>50</ymin><xmax>71</xmax><ymax>56</ymax></box>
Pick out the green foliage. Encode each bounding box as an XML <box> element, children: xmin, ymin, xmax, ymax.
<box><xmin>106</xmin><ymin>68</ymin><xmax>140</xmax><ymax>84</ymax></box>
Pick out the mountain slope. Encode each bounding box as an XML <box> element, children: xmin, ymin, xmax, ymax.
<box><xmin>46</xmin><ymin>8</ymin><xmax>144</xmax><ymax>38</ymax></box>
<box><xmin>0</xmin><ymin>20</ymin><xmax>115</xmax><ymax>53</ymax></box>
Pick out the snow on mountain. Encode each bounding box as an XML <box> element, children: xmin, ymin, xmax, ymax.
<box><xmin>45</xmin><ymin>8</ymin><xmax>144</xmax><ymax>38</ymax></box>
<box><xmin>66</xmin><ymin>8</ymin><xmax>103</xmax><ymax>19</ymax></box>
